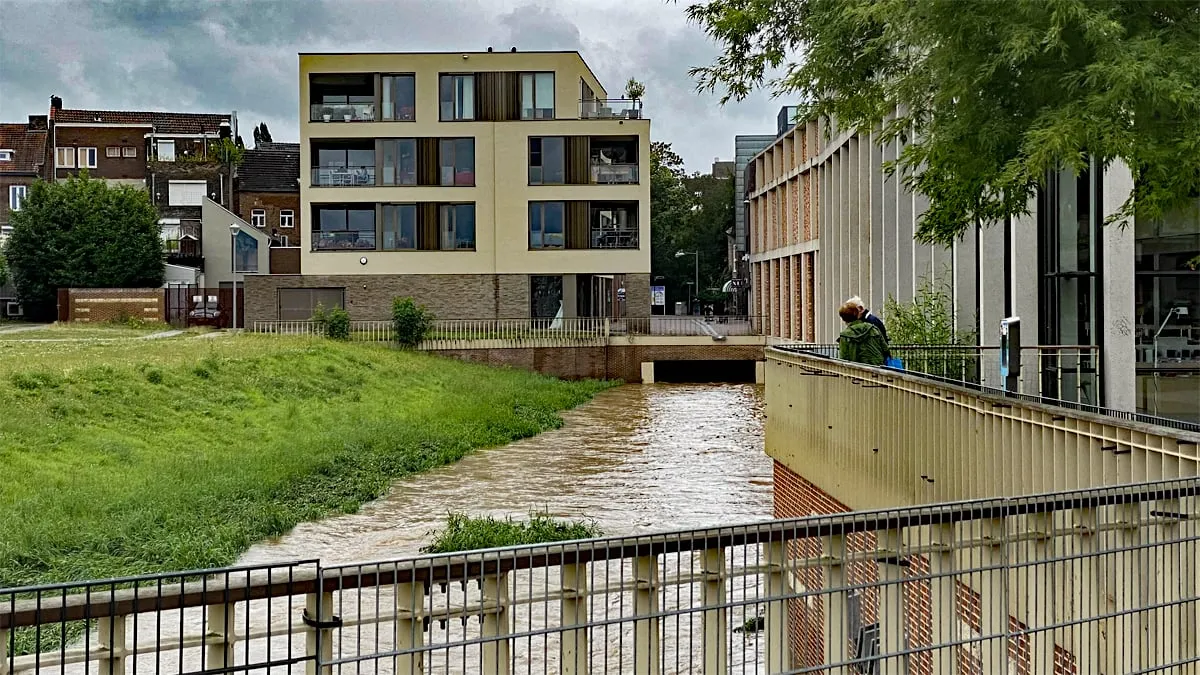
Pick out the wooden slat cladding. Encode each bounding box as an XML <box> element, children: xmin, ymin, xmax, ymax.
<box><xmin>417</xmin><ymin>203</ymin><xmax>439</xmax><ymax>250</ymax></box>
<box><xmin>475</xmin><ymin>72</ymin><xmax>520</xmax><ymax>122</ymax></box>
<box><xmin>565</xmin><ymin>136</ymin><xmax>590</xmax><ymax>185</ymax></box>
<box><xmin>566</xmin><ymin>201</ymin><xmax>589</xmax><ymax>250</ymax></box>
<box><xmin>417</xmin><ymin>138</ymin><xmax>439</xmax><ymax>186</ymax></box>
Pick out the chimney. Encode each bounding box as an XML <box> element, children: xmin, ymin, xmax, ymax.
<box><xmin>219</xmin><ymin>121</ymin><xmax>232</xmax><ymax>139</ymax></box>
<box><xmin>49</xmin><ymin>95</ymin><xmax>62</xmax><ymax>118</ymax></box>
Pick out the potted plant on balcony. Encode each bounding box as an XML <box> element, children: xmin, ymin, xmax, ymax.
<box><xmin>321</xmin><ymin>106</ymin><xmax>333</xmax><ymax>123</ymax></box>
<box><xmin>624</xmin><ymin>78</ymin><xmax>645</xmax><ymax>118</ymax></box>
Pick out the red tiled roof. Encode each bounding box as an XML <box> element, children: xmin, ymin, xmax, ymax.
<box><xmin>53</xmin><ymin>109</ymin><xmax>231</xmax><ymax>135</ymax></box>
<box><xmin>0</xmin><ymin>123</ymin><xmax>47</xmax><ymax>175</ymax></box>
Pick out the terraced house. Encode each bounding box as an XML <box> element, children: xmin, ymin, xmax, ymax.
<box><xmin>245</xmin><ymin>50</ymin><xmax>650</xmax><ymax>323</ymax></box>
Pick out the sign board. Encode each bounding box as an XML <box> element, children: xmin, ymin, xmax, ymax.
<box><xmin>617</xmin><ymin>287</ymin><xmax>626</xmax><ymax>301</ymax></box>
<box><xmin>650</xmin><ymin>286</ymin><xmax>666</xmax><ymax>306</ymax></box>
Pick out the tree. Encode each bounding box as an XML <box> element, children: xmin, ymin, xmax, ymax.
<box><xmin>685</xmin><ymin>0</ymin><xmax>1200</xmax><ymax>245</ymax></box>
<box><xmin>6</xmin><ymin>173</ymin><xmax>164</xmax><ymax>318</ymax></box>
<box><xmin>625</xmin><ymin>78</ymin><xmax>646</xmax><ymax>101</ymax></box>
<box><xmin>0</xmin><ymin>250</ymin><xmax>8</xmax><ymax>288</ymax></box>
<box><xmin>252</xmin><ymin>122</ymin><xmax>273</xmax><ymax>146</ymax></box>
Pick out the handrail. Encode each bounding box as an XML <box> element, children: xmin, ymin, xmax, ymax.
<box><xmin>4</xmin><ymin>476</ymin><xmax>1198</xmax><ymax>630</ymax></box>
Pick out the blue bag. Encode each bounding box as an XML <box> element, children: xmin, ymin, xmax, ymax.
<box><xmin>885</xmin><ymin>356</ymin><xmax>904</xmax><ymax>370</ymax></box>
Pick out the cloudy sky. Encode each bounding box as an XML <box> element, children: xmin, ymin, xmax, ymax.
<box><xmin>0</xmin><ymin>0</ymin><xmax>784</xmax><ymax>171</ymax></box>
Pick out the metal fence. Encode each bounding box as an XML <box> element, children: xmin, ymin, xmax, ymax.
<box><xmin>4</xmin><ymin>478</ymin><xmax>1198</xmax><ymax>674</ymax></box>
<box><xmin>252</xmin><ymin>321</ymin><xmax>395</xmax><ymax>343</ymax></box>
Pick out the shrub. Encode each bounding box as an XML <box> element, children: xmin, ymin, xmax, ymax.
<box><xmin>392</xmin><ymin>297</ymin><xmax>434</xmax><ymax>348</ymax></box>
<box><xmin>884</xmin><ymin>273</ymin><xmax>979</xmax><ymax>380</ymax></box>
<box><xmin>421</xmin><ymin>512</ymin><xmax>603</xmax><ymax>554</ymax></box>
<box><xmin>311</xmin><ymin>304</ymin><xmax>351</xmax><ymax>341</ymax></box>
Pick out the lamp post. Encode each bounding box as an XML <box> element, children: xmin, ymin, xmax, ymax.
<box><xmin>229</xmin><ymin>223</ymin><xmax>240</xmax><ymax>332</ymax></box>
<box><xmin>676</xmin><ymin>250</ymin><xmax>698</xmax><ymax>314</ymax></box>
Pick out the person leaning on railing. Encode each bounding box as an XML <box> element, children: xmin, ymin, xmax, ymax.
<box><xmin>848</xmin><ymin>295</ymin><xmax>890</xmax><ymax>359</ymax></box>
<box><xmin>837</xmin><ymin>301</ymin><xmax>888</xmax><ymax>366</ymax></box>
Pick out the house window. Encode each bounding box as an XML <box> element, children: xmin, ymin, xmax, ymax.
<box><xmin>280</xmin><ymin>210</ymin><xmax>295</xmax><ymax>229</ymax></box>
<box><xmin>315</xmin><ymin>146</ymin><xmax>375</xmax><ymax>186</ymax></box>
<box><xmin>123</xmin><ymin>146</ymin><xmax>137</xmax><ymax>158</ymax></box>
<box><xmin>78</xmin><ymin>147</ymin><xmax>98</xmax><ymax>169</ymax></box>
<box><xmin>439</xmin><ymin>204</ymin><xmax>476</xmax><ymax>250</ymax></box>
<box><xmin>313</xmin><ymin>205</ymin><xmax>376</xmax><ymax>250</ymax></box>
<box><xmin>528</xmin><ymin>137</ymin><xmax>565</xmax><ymax>185</ymax></box>
<box><xmin>278</xmin><ymin>287</ymin><xmax>345</xmax><ymax>321</ymax></box>
<box><xmin>591</xmin><ymin>203</ymin><xmax>639</xmax><ymax>249</ymax></box>
<box><xmin>0</xmin><ymin>150</ymin><xmax>12</xmax><ymax>161</ymax></box>
<box><xmin>381</xmin><ymin>204</ymin><xmax>417</xmax><ymax>250</ymax></box>
<box><xmin>381</xmin><ymin>139</ymin><xmax>417</xmax><ymax>186</ymax></box>
<box><xmin>9</xmin><ymin>185</ymin><xmax>27</xmax><ymax>211</ymax></box>
<box><xmin>275</xmin><ymin>234</ymin><xmax>290</xmax><ymax>247</ymax></box>
<box><xmin>439</xmin><ymin>138</ymin><xmax>475</xmax><ymax>186</ymax></box>
<box><xmin>521</xmin><ymin>72</ymin><xmax>555</xmax><ymax>119</ymax></box>
<box><xmin>439</xmin><ymin>74</ymin><xmax>475</xmax><ymax>121</ymax></box>
<box><xmin>159</xmin><ymin>219</ymin><xmax>182</xmax><ymax>253</ymax></box>
<box><xmin>167</xmin><ymin>180</ymin><xmax>207</xmax><ymax>206</ymax></box>
<box><xmin>251</xmin><ymin>209</ymin><xmax>267</xmax><ymax>228</ymax></box>
<box><xmin>106</xmin><ymin>147</ymin><xmax>121</xmax><ymax>158</ymax></box>
<box><xmin>381</xmin><ymin>75</ymin><xmax>416</xmax><ymax>121</ymax></box>
<box><xmin>529</xmin><ymin>202</ymin><xmax>565</xmax><ymax>249</ymax></box>
<box><xmin>156</xmin><ymin>140</ymin><xmax>176</xmax><ymax>162</ymax></box>
<box><xmin>233</xmin><ymin>230</ymin><xmax>259</xmax><ymax>273</ymax></box>
<box><xmin>55</xmin><ymin>147</ymin><xmax>76</xmax><ymax>168</ymax></box>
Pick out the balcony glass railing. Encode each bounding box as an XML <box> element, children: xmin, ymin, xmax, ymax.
<box><xmin>309</xmin><ymin>103</ymin><xmax>376</xmax><ymax>122</ymax></box>
<box><xmin>579</xmin><ymin>98</ymin><xmax>644</xmax><ymax>120</ymax></box>
<box><xmin>591</xmin><ymin>163</ymin><xmax>639</xmax><ymax>184</ymax></box>
<box><xmin>311</xmin><ymin>166</ymin><xmax>376</xmax><ymax>186</ymax></box>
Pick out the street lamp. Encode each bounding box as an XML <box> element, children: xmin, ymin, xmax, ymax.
<box><xmin>229</xmin><ymin>223</ymin><xmax>240</xmax><ymax>332</ymax></box>
<box><xmin>675</xmin><ymin>250</ymin><xmax>698</xmax><ymax>314</ymax></box>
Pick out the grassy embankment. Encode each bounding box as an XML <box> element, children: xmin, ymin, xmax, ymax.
<box><xmin>0</xmin><ymin>335</ymin><xmax>611</xmax><ymax>589</ymax></box>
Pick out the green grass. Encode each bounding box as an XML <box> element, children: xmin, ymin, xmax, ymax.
<box><xmin>421</xmin><ymin>512</ymin><xmax>604</xmax><ymax>554</ymax></box>
<box><xmin>0</xmin><ymin>336</ymin><xmax>612</xmax><ymax>589</ymax></box>
<box><xmin>0</xmin><ymin>323</ymin><xmax>170</xmax><ymax>340</ymax></box>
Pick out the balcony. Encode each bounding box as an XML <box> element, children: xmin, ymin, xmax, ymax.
<box><xmin>580</xmin><ymin>98</ymin><xmax>644</xmax><ymax>120</ymax></box>
<box><xmin>311</xmin><ymin>166</ymin><xmax>376</xmax><ymax>187</ymax></box>
<box><xmin>590</xmin><ymin>137</ymin><xmax>639</xmax><ymax>184</ymax></box>
<box><xmin>309</xmin><ymin>103</ymin><xmax>375</xmax><ymax>123</ymax></box>
<box><xmin>309</xmin><ymin>73</ymin><xmax>375</xmax><ymax>122</ymax></box>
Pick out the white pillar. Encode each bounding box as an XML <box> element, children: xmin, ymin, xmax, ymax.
<box><xmin>1101</xmin><ymin>160</ymin><xmax>1136</xmax><ymax>411</ymax></box>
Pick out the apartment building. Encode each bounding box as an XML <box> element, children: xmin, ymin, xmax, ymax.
<box><xmin>0</xmin><ymin>116</ymin><xmax>47</xmax><ymax>244</ymax></box>
<box><xmin>46</xmin><ymin>96</ymin><xmax>234</xmax><ymax>272</ymax></box>
<box><xmin>244</xmin><ymin>50</ymin><xmax>650</xmax><ymax>323</ymax></box>
<box><xmin>747</xmin><ymin>112</ymin><xmax>1200</xmax><ymax>423</ymax></box>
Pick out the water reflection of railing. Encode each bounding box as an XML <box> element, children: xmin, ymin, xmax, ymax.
<box><xmin>4</xmin><ymin>478</ymin><xmax>1198</xmax><ymax>674</ymax></box>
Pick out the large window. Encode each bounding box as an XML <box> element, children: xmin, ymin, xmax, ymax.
<box><xmin>381</xmin><ymin>75</ymin><xmax>416</xmax><ymax>121</ymax></box>
<box><xmin>529</xmin><ymin>202</ymin><xmax>565</xmax><ymax>249</ymax></box>
<box><xmin>439</xmin><ymin>204</ymin><xmax>475</xmax><ymax>250</ymax></box>
<box><xmin>233</xmin><ymin>230</ymin><xmax>259</xmax><ymax>273</ymax></box>
<box><xmin>313</xmin><ymin>205</ymin><xmax>376</xmax><ymax>250</ymax></box>
<box><xmin>591</xmin><ymin>203</ymin><xmax>639</xmax><ymax>249</ymax></box>
<box><xmin>382</xmin><ymin>204</ymin><xmax>417</xmax><ymax>250</ymax></box>
<box><xmin>79</xmin><ymin>147</ymin><xmax>98</xmax><ymax>169</ymax></box>
<box><xmin>528</xmin><ymin>137</ymin><xmax>564</xmax><ymax>185</ymax></box>
<box><xmin>439</xmin><ymin>138</ymin><xmax>475</xmax><ymax>186</ymax></box>
<box><xmin>55</xmin><ymin>147</ymin><xmax>75</xmax><ymax>168</ymax></box>
<box><xmin>531</xmin><ymin>275</ymin><xmax>564</xmax><ymax>320</ymax></box>
<box><xmin>439</xmin><ymin>74</ymin><xmax>475</xmax><ymax>121</ymax></box>
<box><xmin>381</xmin><ymin>139</ymin><xmax>417</xmax><ymax>186</ymax></box>
<box><xmin>156</xmin><ymin>140</ymin><xmax>175</xmax><ymax>162</ymax></box>
<box><xmin>521</xmin><ymin>72</ymin><xmax>555</xmax><ymax>119</ymax></box>
<box><xmin>1135</xmin><ymin>199</ymin><xmax>1200</xmax><ymax>365</ymax></box>
<box><xmin>278</xmin><ymin>288</ymin><xmax>345</xmax><ymax>321</ymax></box>
<box><xmin>168</xmin><ymin>180</ymin><xmax>207</xmax><ymax>206</ymax></box>
<box><xmin>9</xmin><ymin>185</ymin><xmax>26</xmax><ymax>211</ymax></box>
<box><xmin>315</xmin><ymin>146</ymin><xmax>375</xmax><ymax>186</ymax></box>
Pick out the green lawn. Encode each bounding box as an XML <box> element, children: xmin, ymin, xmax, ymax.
<box><xmin>0</xmin><ymin>322</ymin><xmax>170</xmax><ymax>341</ymax></box>
<box><xmin>0</xmin><ymin>336</ymin><xmax>611</xmax><ymax>589</ymax></box>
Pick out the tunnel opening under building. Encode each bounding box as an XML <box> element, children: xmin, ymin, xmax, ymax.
<box><xmin>651</xmin><ymin>360</ymin><xmax>757</xmax><ymax>383</ymax></box>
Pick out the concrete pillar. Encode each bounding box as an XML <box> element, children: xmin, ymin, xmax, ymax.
<box><xmin>205</xmin><ymin>602</ymin><xmax>237</xmax><ymax>670</ymax></box>
<box><xmin>1101</xmin><ymin>160</ymin><xmax>1136</xmax><ymax>411</ymax></box>
<box><xmin>821</xmin><ymin>535</ymin><xmax>849</xmax><ymax>667</ymax></box>
<box><xmin>755</xmin><ymin>361</ymin><xmax>766</xmax><ymax>384</ymax></box>
<box><xmin>562</xmin><ymin>274</ymin><xmax>578</xmax><ymax>318</ymax></box>
<box><xmin>701</xmin><ymin>548</ymin><xmax>728</xmax><ymax>673</ymax></box>
<box><xmin>640</xmin><ymin>362</ymin><xmax>655</xmax><ymax>384</ymax></box>
<box><xmin>560</xmin><ymin>564</ymin><xmax>588</xmax><ymax>675</ymax></box>
<box><xmin>481</xmin><ymin>573</ymin><xmax>512</xmax><ymax>674</ymax></box>
<box><xmin>97</xmin><ymin>616</ymin><xmax>127</xmax><ymax>675</ymax></box>
<box><xmin>395</xmin><ymin>581</ymin><xmax>426</xmax><ymax>675</ymax></box>
<box><xmin>633</xmin><ymin>555</ymin><xmax>661</xmax><ymax>675</ymax></box>
<box><xmin>306</xmin><ymin>591</ymin><xmax>334</xmax><ymax>675</ymax></box>
<box><xmin>764</xmin><ymin>540</ymin><xmax>790</xmax><ymax>673</ymax></box>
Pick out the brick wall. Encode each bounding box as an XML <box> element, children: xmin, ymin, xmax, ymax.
<box><xmin>237</xmin><ymin>190</ymin><xmax>300</xmax><ymax>241</ymax></box>
<box><xmin>53</xmin><ymin>127</ymin><xmax>147</xmax><ymax>181</ymax></box>
<box><xmin>65</xmin><ymin>288</ymin><xmax>164</xmax><ymax>323</ymax></box>
<box><xmin>269</xmin><ymin>247</ymin><xmax>301</xmax><ymax>274</ymax></box>
<box><xmin>774</xmin><ymin>461</ymin><xmax>1079</xmax><ymax>674</ymax></box>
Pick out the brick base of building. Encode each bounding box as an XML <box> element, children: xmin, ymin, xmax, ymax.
<box><xmin>244</xmin><ymin>273</ymin><xmax>652</xmax><ymax>323</ymax></box>
<box><xmin>436</xmin><ymin>343</ymin><xmax>764</xmax><ymax>382</ymax></box>
<box><xmin>773</xmin><ymin>461</ymin><xmax>1077</xmax><ymax>675</ymax></box>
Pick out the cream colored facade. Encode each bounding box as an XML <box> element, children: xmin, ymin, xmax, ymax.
<box><xmin>299</xmin><ymin>52</ymin><xmax>650</xmax><ymax>281</ymax></box>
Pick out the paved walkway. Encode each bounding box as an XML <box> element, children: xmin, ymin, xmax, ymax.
<box><xmin>0</xmin><ymin>323</ymin><xmax>50</xmax><ymax>335</ymax></box>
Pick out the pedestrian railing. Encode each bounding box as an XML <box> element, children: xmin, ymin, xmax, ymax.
<box><xmin>3</xmin><ymin>478</ymin><xmax>1198</xmax><ymax>674</ymax></box>
<box><xmin>252</xmin><ymin>320</ymin><xmax>395</xmax><ymax>343</ymax></box>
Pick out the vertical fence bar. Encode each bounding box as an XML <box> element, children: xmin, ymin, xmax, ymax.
<box><xmin>306</xmin><ymin>590</ymin><xmax>333</xmax><ymax>675</ymax></box>
<box><xmin>97</xmin><ymin>615</ymin><xmax>127</xmax><ymax>675</ymax></box>
<box><xmin>395</xmin><ymin>581</ymin><xmax>426</xmax><ymax>675</ymax></box>
<box><xmin>633</xmin><ymin>555</ymin><xmax>661</xmax><ymax>675</ymax></box>
<box><xmin>481</xmin><ymin>572</ymin><xmax>511</xmax><ymax>675</ymax></box>
<box><xmin>700</xmin><ymin>546</ymin><xmax>727</xmax><ymax>674</ymax></box>
<box><xmin>764</xmin><ymin>539</ymin><xmax>790</xmax><ymax>673</ymax></box>
<box><xmin>560</xmin><ymin>563</ymin><xmax>588</xmax><ymax>675</ymax></box>
<box><xmin>205</xmin><ymin>601</ymin><xmax>237</xmax><ymax>670</ymax></box>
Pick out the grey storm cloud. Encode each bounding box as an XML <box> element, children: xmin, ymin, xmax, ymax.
<box><xmin>0</xmin><ymin>0</ymin><xmax>783</xmax><ymax>170</ymax></box>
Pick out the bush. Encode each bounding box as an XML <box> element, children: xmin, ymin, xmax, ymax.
<box><xmin>421</xmin><ymin>512</ymin><xmax>603</xmax><ymax>554</ymax></box>
<box><xmin>392</xmin><ymin>297</ymin><xmax>434</xmax><ymax>347</ymax></box>
<box><xmin>884</xmin><ymin>273</ymin><xmax>979</xmax><ymax>380</ymax></box>
<box><xmin>312</xmin><ymin>304</ymin><xmax>351</xmax><ymax>341</ymax></box>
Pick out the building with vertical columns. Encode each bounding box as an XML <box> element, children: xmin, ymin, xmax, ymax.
<box><xmin>244</xmin><ymin>51</ymin><xmax>651</xmax><ymax>324</ymax></box>
<box><xmin>747</xmin><ymin>114</ymin><xmax>1200</xmax><ymax>423</ymax></box>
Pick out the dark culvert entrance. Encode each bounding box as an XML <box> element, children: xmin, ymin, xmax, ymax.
<box><xmin>651</xmin><ymin>360</ymin><xmax>757</xmax><ymax>383</ymax></box>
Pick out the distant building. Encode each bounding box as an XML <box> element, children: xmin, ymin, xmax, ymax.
<box><xmin>730</xmin><ymin>134</ymin><xmax>776</xmax><ymax>310</ymax></box>
<box><xmin>711</xmin><ymin>159</ymin><xmax>735</xmax><ymax>179</ymax></box>
<box><xmin>777</xmin><ymin>106</ymin><xmax>800</xmax><ymax>136</ymax></box>
<box><xmin>0</xmin><ymin>115</ymin><xmax>47</xmax><ymax>245</ymax></box>
<box><xmin>235</xmin><ymin>143</ymin><xmax>301</xmax><ymax>274</ymax></box>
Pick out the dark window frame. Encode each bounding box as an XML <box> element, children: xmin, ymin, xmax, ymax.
<box><xmin>529</xmin><ymin>201</ymin><xmax>566</xmax><ymax>250</ymax></box>
<box><xmin>380</xmin><ymin>138</ymin><xmax>418</xmax><ymax>186</ymax></box>
<box><xmin>381</xmin><ymin>203</ymin><xmax>418</xmax><ymax>251</ymax></box>
<box><xmin>311</xmin><ymin>204</ymin><xmax>378</xmax><ymax>251</ymax></box>
<box><xmin>380</xmin><ymin>73</ymin><xmax>417</xmax><ymax>122</ymax></box>
<box><xmin>438</xmin><ymin>202</ymin><xmax>477</xmax><ymax>251</ymax></box>
<box><xmin>528</xmin><ymin>136</ymin><xmax>565</xmax><ymax>185</ymax></box>
<box><xmin>439</xmin><ymin>138</ymin><xmax>476</xmax><ymax>186</ymax></box>
<box><xmin>520</xmin><ymin>72</ymin><xmax>556</xmax><ymax>120</ymax></box>
<box><xmin>439</xmin><ymin>73</ymin><xmax>476</xmax><ymax>122</ymax></box>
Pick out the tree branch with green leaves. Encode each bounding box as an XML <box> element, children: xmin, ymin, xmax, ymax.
<box><xmin>683</xmin><ymin>0</ymin><xmax>1200</xmax><ymax>246</ymax></box>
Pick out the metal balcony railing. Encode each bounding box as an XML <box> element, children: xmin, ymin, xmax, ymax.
<box><xmin>3</xmin><ymin>477</ymin><xmax>1198</xmax><ymax>674</ymax></box>
<box><xmin>311</xmin><ymin>166</ymin><xmax>377</xmax><ymax>186</ymax></box>
<box><xmin>310</xmin><ymin>102</ymin><xmax>376</xmax><ymax>122</ymax></box>
<box><xmin>590</xmin><ymin>163</ymin><xmax>639</xmax><ymax>184</ymax></box>
<box><xmin>580</xmin><ymin>99</ymin><xmax>644</xmax><ymax>120</ymax></box>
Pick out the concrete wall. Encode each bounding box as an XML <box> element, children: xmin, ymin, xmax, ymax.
<box><xmin>201</xmin><ymin>198</ymin><xmax>270</xmax><ymax>286</ymax></box>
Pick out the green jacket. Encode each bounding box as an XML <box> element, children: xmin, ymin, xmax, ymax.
<box><xmin>838</xmin><ymin>320</ymin><xmax>887</xmax><ymax>366</ymax></box>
